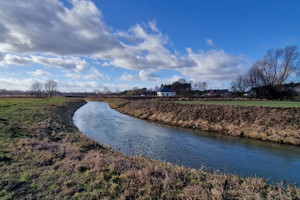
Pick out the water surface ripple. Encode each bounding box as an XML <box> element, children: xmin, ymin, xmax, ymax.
<box><xmin>73</xmin><ymin>102</ymin><xmax>300</xmax><ymax>185</ymax></box>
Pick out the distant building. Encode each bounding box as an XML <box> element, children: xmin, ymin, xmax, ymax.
<box><xmin>206</xmin><ymin>89</ymin><xmax>229</xmax><ymax>97</ymax></box>
<box><xmin>157</xmin><ymin>88</ymin><xmax>176</xmax><ymax>97</ymax></box>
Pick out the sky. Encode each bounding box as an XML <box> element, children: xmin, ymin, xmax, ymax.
<box><xmin>0</xmin><ymin>0</ymin><xmax>299</xmax><ymax>92</ymax></box>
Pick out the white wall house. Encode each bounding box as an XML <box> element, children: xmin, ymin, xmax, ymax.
<box><xmin>157</xmin><ymin>88</ymin><xmax>176</xmax><ymax>97</ymax></box>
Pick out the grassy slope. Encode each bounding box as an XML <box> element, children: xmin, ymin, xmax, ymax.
<box><xmin>97</xmin><ymin>98</ymin><xmax>300</xmax><ymax>145</ymax></box>
<box><xmin>174</xmin><ymin>100</ymin><xmax>300</xmax><ymax>107</ymax></box>
<box><xmin>0</xmin><ymin>97</ymin><xmax>299</xmax><ymax>199</ymax></box>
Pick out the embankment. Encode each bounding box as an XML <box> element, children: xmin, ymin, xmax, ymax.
<box><xmin>100</xmin><ymin>98</ymin><xmax>300</xmax><ymax>145</ymax></box>
<box><xmin>1</xmin><ymin>97</ymin><xmax>299</xmax><ymax>199</ymax></box>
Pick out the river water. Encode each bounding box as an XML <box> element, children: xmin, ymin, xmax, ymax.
<box><xmin>73</xmin><ymin>102</ymin><xmax>300</xmax><ymax>185</ymax></box>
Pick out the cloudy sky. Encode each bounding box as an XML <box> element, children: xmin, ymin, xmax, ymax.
<box><xmin>0</xmin><ymin>0</ymin><xmax>299</xmax><ymax>92</ymax></box>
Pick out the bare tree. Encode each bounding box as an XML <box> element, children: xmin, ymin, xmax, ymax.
<box><xmin>252</xmin><ymin>45</ymin><xmax>299</xmax><ymax>87</ymax></box>
<box><xmin>192</xmin><ymin>81</ymin><xmax>207</xmax><ymax>91</ymax></box>
<box><xmin>231</xmin><ymin>75</ymin><xmax>248</xmax><ymax>93</ymax></box>
<box><xmin>30</xmin><ymin>82</ymin><xmax>43</xmax><ymax>97</ymax></box>
<box><xmin>44</xmin><ymin>80</ymin><xmax>58</xmax><ymax>98</ymax></box>
<box><xmin>246</xmin><ymin>64</ymin><xmax>263</xmax><ymax>88</ymax></box>
<box><xmin>201</xmin><ymin>82</ymin><xmax>207</xmax><ymax>91</ymax></box>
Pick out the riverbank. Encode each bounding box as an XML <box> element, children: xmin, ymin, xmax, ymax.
<box><xmin>94</xmin><ymin>98</ymin><xmax>300</xmax><ymax>145</ymax></box>
<box><xmin>1</xmin><ymin>97</ymin><xmax>299</xmax><ymax>199</ymax></box>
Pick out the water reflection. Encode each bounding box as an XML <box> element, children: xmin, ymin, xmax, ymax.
<box><xmin>73</xmin><ymin>102</ymin><xmax>300</xmax><ymax>185</ymax></box>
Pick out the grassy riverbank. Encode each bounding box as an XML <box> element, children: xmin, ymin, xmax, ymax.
<box><xmin>174</xmin><ymin>100</ymin><xmax>300</xmax><ymax>108</ymax></box>
<box><xmin>1</xmin><ymin>97</ymin><xmax>299</xmax><ymax>199</ymax></box>
<box><xmin>93</xmin><ymin>98</ymin><xmax>300</xmax><ymax>145</ymax></box>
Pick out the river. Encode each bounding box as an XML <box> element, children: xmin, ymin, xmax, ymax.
<box><xmin>73</xmin><ymin>102</ymin><xmax>300</xmax><ymax>185</ymax></box>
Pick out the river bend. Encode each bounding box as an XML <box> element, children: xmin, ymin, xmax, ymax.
<box><xmin>73</xmin><ymin>102</ymin><xmax>300</xmax><ymax>185</ymax></box>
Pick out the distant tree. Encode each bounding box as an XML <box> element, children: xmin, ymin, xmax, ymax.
<box><xmin>171</xmin><ymin>79</ymin><xmax>191</xmax><ymax>96</ymax></box>
<box><xmin>231</xmin><ymin>75</ymin><xmax>248</xmax><ymax>95</ymax></box>
<box><xmin>246</xmin><ymin>65</ymin><xmax>263</xmax><ymax>88</ymax></box>
<box><xmin>93</xmin><ymin>89</ymin><xmax>101</xmax><ymax>94</ymax></box>
<box><xmin>192</xmin><ymin>81</ymin><xmax>207</xmax><ymax>91</ymax></box>
<box><xmin>30</xmin><ymin>82</ymin><xmax>43</xmax><ymax>97</ymax></box>
<box><xmin>202</xmin><ymin>82</ymin><xmax>208</xmax><ymax>91</ymax></box>
<box><xmin>44</xmin><ymin>80</ymin><xmax>58</xmax><ymax>98</ymax></box>
<box><xmin>103</xmin><ymin>87</ymin><xmax>110</xmax><ymax>94</ymax></box>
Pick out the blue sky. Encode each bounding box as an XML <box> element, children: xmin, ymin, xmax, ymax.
<box><xmin>0</xmin><ymin>0</ymin><xmax>299</xmax><ymax>92</ymax></box>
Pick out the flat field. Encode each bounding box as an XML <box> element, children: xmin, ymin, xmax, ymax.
<box><xmin>0</xmin><ymin>97</ymin><xmax>69</xmax><ymax>117</ymax></box>
<box><xmin>174</xmin><ymin>100</ymin><xmax>300</xmax><ymax>107</ymax></box>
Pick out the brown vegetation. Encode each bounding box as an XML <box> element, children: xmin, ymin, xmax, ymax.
<box><xmin>1</xmin><ymin>98</ymin><xmax>300</xmax><ymax>199</ymax></box>
<box><xmin>97</xmin><ymin>98</ymin><xmax>300</xmax><ymax>146</ymax></box>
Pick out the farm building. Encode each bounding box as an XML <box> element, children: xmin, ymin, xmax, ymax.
<box><xmin>157</xmin><ymin>88</ymin><xmax>176</xmax><ymax>97</ymax></box>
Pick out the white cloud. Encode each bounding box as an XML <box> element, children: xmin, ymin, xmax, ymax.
<box><xmin>0</xmin><ymin>53</ymin><xmax>88</xmax><ymax>71</ymax></box>
<box><xmin>0</xmin><ymin>0</ymin><xmax>249</xmax><ymax>91</ymax></box>
<box><xmin>65</xmin><ymin>73</ymin><xmax>81</xmax><ymax>80</ymax></box>
<box><xmin>0</xmin><ymin>78</ymin><xmax>41</xmax><ymax>90</ymax></box>
<box><xmin>59</xmin><ymin>80</ymin><xmax>100</xmax><ymax>92</ymax></box>
<box><xmin>0</xmin><ymin>0</ymin><xmax>121</xmax><ymax>55</ymax></box>
<box><xmin>120</xmin><ymin>72</ymin><xmax>139</xmax><ymax>81</ymax></box>
<box><xmin>31</xmin><ymin>55</ymin><xmax>87</xmax><ymax>71</ymax></box>
<box><xmin>206</xmin><ymin>39</ymin><xmax>214</xmax><ymax>47</ymax></box>
<box><xmin>139</xmin><ymin>70</ymin><xmax>160</xmax><ymax>82</ymax></box>
<box><xmin>29</xmin><ymin>69</ymin><xmax>50</xmax><ymax>77</ymax></box>
<box><xmin>83</xmin><ymin>67</ymin><xmax>104</xmax><ymax>80</ymax></box>
<box><xmin>148</xmin><ymin>21</ymin><xmax>159</xmax><ymax>32</ymax></box>
<box><xmin>182</xmin><ymin>48</ymin><xmax>248</xmax><ymax>80</ymax></box>
<box><xmin>0</xmin><ymin>54</ymin><xmax>31</xmax><ymax>66</ymax></box>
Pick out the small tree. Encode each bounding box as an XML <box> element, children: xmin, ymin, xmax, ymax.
<box><xmin>44</xmin><ymin>80</ymin><xmax>58</xmax><ymax>98</ymax></box>
<box><xmin>30</xmin><ymin>82</ymin><xmax>43</xmax><ymax>97</ymax></box>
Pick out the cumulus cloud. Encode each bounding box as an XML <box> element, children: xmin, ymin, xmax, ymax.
<box><xmin>0</xmin><ymin>0</ymin><xmax>248</xmax><ymax>90</ymax></box>
<box><xmin>31</xmin><ymin>55</ymin><xmax>87</xmax><ymax>71</ymax></box>
<box><xmin>0</xmin><ymin>54</ymin><xmax>31</xmax><ymax>66</ymax></box>
<box><xmin>139</xmin><ymin>70</ymin><xmax>160</xmax><ymax>82</ymax></box>
<box><xmin>0</xmin><ymin>78</ymin><xmax>41</xmax><ymax>90</ymax></box>
<box><xmin>0</xmin><ymin>53</ymin><xmax>88</xmax><ymax>71</ymax></box>
<box><xmin>83</xmin><ymin>67</ymin><xmax>105</xmax><ymax>80</ymax></box>
<box><xmin>29</xmin><ymin>69</ymin><xmax>50</xmax><ymax>77</ymax></box>
<box><xmin>182</xmin><ymin>48</ymin><xmax>248</xmax><ymax>80</ymax></box>
<box><xmin>120</xmin><ymin>72</ymin><xmax>139</xmax><ymax>81</ymax></box>
<box><xmin>59</xmin><ymin>80</ymin><xmax>100</xmax><ymax>92</ymax></box>
<box><xmin>0</xmin><ymin>0</ymin><xmax>121</xmax><ymax>55</ymax></box>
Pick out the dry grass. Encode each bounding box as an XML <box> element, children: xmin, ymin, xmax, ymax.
<box><xmin>0</xmin><ymin>97</ymin><xmax>299</xmax><ymax>199</ymax></box>
<box><xmin>100</xmin><ymin>98</ymin><xmax>300</xmax><ymax>146</ymax></box>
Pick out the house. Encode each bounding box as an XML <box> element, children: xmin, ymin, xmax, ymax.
<box><xmin>157</xmin><ymin>88</ymin><xmax>176</xmax><ymax>97</ymax></box>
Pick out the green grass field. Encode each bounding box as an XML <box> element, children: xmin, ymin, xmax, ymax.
<box><xmin>0</xmin><ymin>97</ymin><xmax>70</xmax><ymax>118</ymax></box>
<box><xmin>174</xmin><ymin>100</ymin><xmax>300</xmax><ymax>107</ymax></box>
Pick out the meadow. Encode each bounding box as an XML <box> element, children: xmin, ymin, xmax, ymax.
<box><xmin>0</xmin><ymin>97</ymin><xmax>299</xmax><ymax>199</ymax></box>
